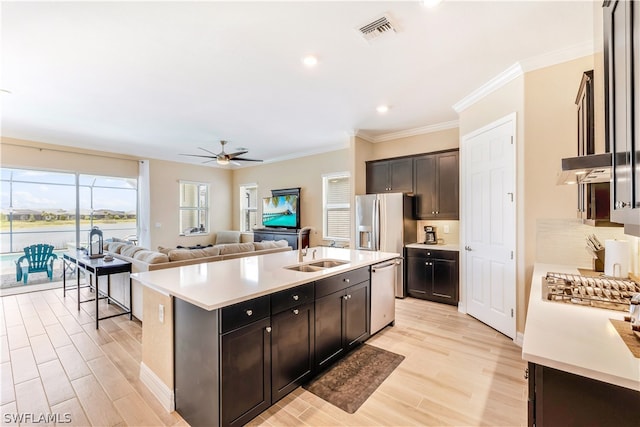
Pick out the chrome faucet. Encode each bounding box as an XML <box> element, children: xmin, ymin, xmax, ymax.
<box><xmin>298</xmin><ymin>226</ymin><xmax>313</xmax><ymax>262</ymax></box>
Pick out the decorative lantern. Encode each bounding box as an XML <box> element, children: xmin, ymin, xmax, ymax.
<box><xmin>88</xmin><ymin>226</ymin><xmax>104</xmax><ymax>258</ymax></box>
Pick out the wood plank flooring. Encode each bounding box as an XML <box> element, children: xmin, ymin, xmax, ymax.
<box><xmin>1</xmin><ymin>288</ymin><xmax>527</xmax><ymax>426</ymax></box>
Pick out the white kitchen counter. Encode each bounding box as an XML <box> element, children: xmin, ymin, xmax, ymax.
<box><xmin>132</xmin><ymin>247</ymin><xmax>399</xmax><ymax>311</ymax></box>
<box><xmin>522</xmin><ymin>263</ymin><xmax>640</xmax><ymax>391</ymax></box>
<box><xmin>405</xmin><ymin>242</ymin><xmax>460</xmax><ymax>251</ymax></box>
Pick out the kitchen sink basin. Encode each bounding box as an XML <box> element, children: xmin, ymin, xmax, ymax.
<box><xmin>283</xmin><ymin>259</ymin><xmax>348</xmax><ymax>272</ymax></box>
<box><xmin>307</xmin><ymin>259</ymin><xmax>348</xmax><ymax>268</ymax></box>
<box><xmin>283</xmin><ymin>264</ymin><xmax>325</xmax><ymax>272</ymax></box>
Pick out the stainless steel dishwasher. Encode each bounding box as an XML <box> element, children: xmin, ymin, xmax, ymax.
<box><xmin>370</xmin><ymin>259</ymin><xmax>400</xmax><ymax>335</ymax></box>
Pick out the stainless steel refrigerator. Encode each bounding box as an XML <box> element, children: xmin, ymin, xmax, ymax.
<box><xmin>355</xmin><ymin>193</ymin><xmax>416</xmax><ymax>297</ymax></box>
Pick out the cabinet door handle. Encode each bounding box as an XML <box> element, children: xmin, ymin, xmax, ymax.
<box><xmin>246</xmin><ymin>310</ymin><xmax>253</xmax><ymax>316</ymax></box>
<box><xmin>293</xmin><ymin>309</ymin><xmax>299</xmax><ymax>315</ymax></box>
<box><xmin>431</xmin><ymin>211</ymin><xmax>435</xmax><ymax>214</ymax></box>
<box><xmin>343</xmin><ymin>295</ymin><xmax>349</xmax><ymax>300</ymax></box>
<box><xmin>348</xmin><ymin>294</ymin><xmax>352</xmax><ymax>299</ymax></box>
<box><xmin>344</xmin><ymin>278</ymin><xmax>350</xmax><ymax>283</ymax></box>
<box><xmin>292</xmin><ymin>295</ymin><xmax>299</xmax><ymax>301</ymax></box>
<box><xmin>266</xmin><ymin>326</ymin><xmax>272</xmax><ymax>333</ymax></box>
<box><xmin>524</xmin><ymin>368</ymin><xmax>529</xmax><ymax>380</ymax></box>
<box><xmin>435</xmin><ymin>211</ymin><xmax>439</xmax><ymax>214</ymax></box>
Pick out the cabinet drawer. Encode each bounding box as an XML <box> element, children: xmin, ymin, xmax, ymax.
<box><xmin>220</xmin><ymin>295</ymin><xmax>270</xmax><ymax>334</ymax></box>
<box><xmin>406</xmin><ymin>247</ymin><xmax>458</xmax><ymax>261</ymax></box>
<box><xmin>315</xmin><ymin>267</ymin><xmax>369</xmax><ymax>299</ymax></box>
<box><xmin>271</xmin><ymin>282</ymin><xmax>314</xmax><ymax>314</ymax></box>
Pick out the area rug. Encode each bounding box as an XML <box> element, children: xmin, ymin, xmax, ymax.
<box><xmin>303</xmin><ymin>344</ymin><xmax>404</xmax><ymax>413</ymax></box>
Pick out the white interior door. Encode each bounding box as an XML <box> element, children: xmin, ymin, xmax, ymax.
<box><xmin>462</xmin><ymin>114</ymin><xmax>516</xmax><ymax>339</ymax></box>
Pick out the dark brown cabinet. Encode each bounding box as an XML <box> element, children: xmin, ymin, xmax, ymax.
<box><xmin>527</xmin><ymin>362</ymin><xmax>639</xmax><ymax>427</ymax></box>
<box><xmin>221</xmin><ymin>317</ymin><xmax>271</xmax><ymax>427</ymax></box>
<box><xmin>253</xmin><ymin>228</ymin><xmax>310</xmax><ymax>250</ymax></box>
<box><xmin>174</xmin><ymin>268</ymin><xmax>371</xmax><ymax>427</ymax></box>
<box><xmin>366</xmin><ymin>157</ymin><xmax>414</xmax><ymax>194</ymax></box>
<box><xmin>405</xmin><ymin>247</ymin><xmax>459</xmax><ymax>305</ymax></box>
<box><xmin>270</xmin><ymin>282</ymin><xmax>315</xmax><ymax>404</ymax></box>
<box><xmin>414</xmin><ymin>150</ymin><xmax>459</xmax><ymax>220</ymax></box>
<box><xmin>604</xmin><ymin>0</ymin><xmax>640</xmax><ymax>235</ymax></box>
<box><xmin>315</xmin><ymin>268</ymin><xmax>370</xmax><ymax>370</ymax></box>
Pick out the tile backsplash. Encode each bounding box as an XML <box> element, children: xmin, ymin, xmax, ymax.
<box><xmin>416</xmin><ymin>220</ymin><xmax>459</xmax><ymax>245</ymax></box>
<box><xmin>536</xmin><ymin>219</ymin><xmax>639</xmax><ymax>274</ymax></box>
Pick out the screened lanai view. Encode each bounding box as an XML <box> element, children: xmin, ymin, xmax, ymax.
<box><xmin>0</xmin><ymin>168</ymin><xmax>138</xmax><ymax>293</ymax></box>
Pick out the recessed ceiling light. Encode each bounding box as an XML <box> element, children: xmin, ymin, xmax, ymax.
<box><xmin>376</xmin><ymin>105</ymin><xmax>390</xmax><ymax>114</ymax></box>
<box><xmin>423</xmin><ymin>0</ymin><xmax>443</xmax><ymax>8</ymax></box>
<box><xmin>302</xmin><ymin>55</ymin><xmax>318</xmax><ymax>67</ymax></box>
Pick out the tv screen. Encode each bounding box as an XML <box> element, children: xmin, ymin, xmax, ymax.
<box><xmin>262</xmin><ymin>195</ymin><xmax>299</xmax><ymax>228</ymax></box>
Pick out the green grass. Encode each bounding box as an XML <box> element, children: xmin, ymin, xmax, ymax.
<box><xmin>0</xmin><ymin>218</ymin><xmax>136</xmax><ymax>230</ymax></box>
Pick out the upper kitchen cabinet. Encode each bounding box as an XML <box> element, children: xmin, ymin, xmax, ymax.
<box><xmin>414</xmin><ymin>150</ymin><xmax>459</xmax><ymax>220</ymax></box>
<box><xmin>366</xmin><ymin>157</ymin><xmax>414</xmax><ymax>194</ymax></box>
<box><xmin>604</xmin><ymin>0</ymin><xmax>640</xmax><ymax>234</ymax></box>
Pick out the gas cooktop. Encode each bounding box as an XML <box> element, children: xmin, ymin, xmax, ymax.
<box><xmin>542</xmin><ymin>272</ymin><xmax>640</xmax><ymax>312</ymax></box>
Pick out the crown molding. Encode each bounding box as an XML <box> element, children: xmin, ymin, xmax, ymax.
<box><xmin>452</xmin><ymin>62</ymin><xmax>524</xmax><ymax>113</ymax></box>
<box><xmin>519</xmin><ymin>40</ymin><xmax>594</xmax><ymax>73</ymax></box>
<box><xmin>453</xmin><ymin>41</ymin><xmax>595</xmax><ymax>113</ymax></box>
<box><xmin>356</xmin><ymin>120</ymin><xmax>459</xmax><ymax>143</ymax></box>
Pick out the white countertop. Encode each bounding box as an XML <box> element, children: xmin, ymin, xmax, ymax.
<box><xmin>132</xmin><ymin>247</ymin><xmax>399</xmax><ymax>311</ymax></box>
<box><xmin>522</xmin><ymin>263</ymin><xmax>640</xmax><ymax>391</ymax></box>
<box><xmin>405</xmin><ymin>242</ymin><xmax>460</xmax><ymax>251</ymax></box>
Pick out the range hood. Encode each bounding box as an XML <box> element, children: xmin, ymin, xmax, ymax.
<box><xmin>556</xmin><ymin>153</ymin><xmax>612</xmax><ymax>185</ymax></box>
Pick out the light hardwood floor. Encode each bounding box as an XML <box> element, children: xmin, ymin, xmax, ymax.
<box><xmin>1</xmin><ymin>288</ymin><xmax>527</xmax><ymax>426</ymax></box>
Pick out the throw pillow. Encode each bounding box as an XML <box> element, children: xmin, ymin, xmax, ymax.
<box><xmin>254</xmin><ymin>240</ymin><xmax>277</xmax><ymax>250</ymax></box>
<box><xmin>219</xmin><ymin>242</ymin><xmax>255</xmax><ymax>255</ymax></box>
<box><xmin>215</xmin><ymin>231</ymin><xmax>241</xmax><ymax>245</ymax></box>
<box><xmin>134</xmin><ymin>250</ymin><xmax>170</xmax><ymax>264</ymax></box>
<box><xmin>157</xmin><ymin>246</ymin><xmax>173</xmax><ymax>255</ymax></box>
<box><xmin>120</xmin><ymin>245</ymin><xmax>145</xmax><ymax>258</ymax></box>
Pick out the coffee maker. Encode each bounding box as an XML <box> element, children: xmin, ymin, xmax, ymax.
<box><xmin>424</xmin><ymin>226</ymin><xmax>437</xmax><ymax>244</ymax></box>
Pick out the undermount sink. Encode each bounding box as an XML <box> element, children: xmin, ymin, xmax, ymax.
<box><xmin>307</xmin><ymin>259</ymin><xmax>348</xmax><ymax>268</ymax></box>
<box><xmin>283</xmin><ymin>259</ymin><xmax>348</xmax><ymax>272</ymax></box>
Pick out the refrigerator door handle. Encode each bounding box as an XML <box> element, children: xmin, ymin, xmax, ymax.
<box><xmin>373</xmin><ymin>198</ymin><xmax>381</xmax><ymax>251</ymax></box>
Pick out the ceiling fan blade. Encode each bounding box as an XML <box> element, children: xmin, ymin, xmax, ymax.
<box><xmin>180</xmin><ymin>153</ymin><xmax>216</xmax><ymax>159</ymax></box>
<box><xmin>202</xmin><ymin>159</ymin><xmax>217</xmax><ymax>164</ymax></box>
<box><xmin>232</xmin><ymin>157</ymin><xmax>263</xmax><ymax>162</ymax></box>
<box><xmin>226</xmin><ymin>150</ymin><xmax>249</xmax><ymax>159</ymax></box>
<box><xmin>198</xmin><ymin>147</ymin><xmax>219</xmax><ymax>156</ymax></box>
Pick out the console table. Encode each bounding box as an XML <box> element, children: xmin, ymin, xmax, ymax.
<box><xmin>62</xmin><ymin>251</ymin><xmax>132</xmax><ymax>329</ymax></box>
<box><xmin>253</xmin><ymin>228</ymin><xmax>310</xmax><ymax>250</ymax></box>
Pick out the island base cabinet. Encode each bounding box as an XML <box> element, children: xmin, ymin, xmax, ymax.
<box><xmin>271</xmin><ymin>302</ymin><xmax>314</xmax><ymax>403</ymax></box>
<box><xmin>528</xmin><ymin>362</ymin><xmax>639</xmax><ymax>427</ymax></box>
<box><xmin>315</xmin><ymin>281</ymin><xmax>370</xmax><ymax>370</ymax></box>
<box><xmin>174</xmin><ymin>298</ymin><xmax>220</xmax><ymax>427</ymax></box>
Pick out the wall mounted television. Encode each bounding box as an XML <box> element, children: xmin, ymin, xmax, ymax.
<box><xmin>262</xmin><ymin>189</ymin><xmax>300</xmax><ymax>229</ymax></box>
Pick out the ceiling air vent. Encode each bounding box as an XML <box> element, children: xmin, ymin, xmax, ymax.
<box><xmin>357</xmin><ymin>14</ymin><xmax>397</xmax><ymax>41</ymax></box>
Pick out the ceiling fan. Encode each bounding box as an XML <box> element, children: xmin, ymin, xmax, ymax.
<box><xmin>181</xmin><ymin>140</ymin><xmax>263</xmax><ymax>166</ymax></box>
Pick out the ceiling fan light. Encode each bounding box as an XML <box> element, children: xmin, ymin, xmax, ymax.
<box><xmin>217</xmin><ymin>157</ymin><xmax>229</xmax><ymax>165</ymax></box>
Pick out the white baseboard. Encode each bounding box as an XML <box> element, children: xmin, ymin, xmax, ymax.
<box><xmin>514</xmin><ymin>332</ymin><xmax>524</xmax><ymax>347</ymax></box>
<box><xmin>139</xmin><ymin>362</ymin><xmax>175</xmax><ymax>412</ymax></box>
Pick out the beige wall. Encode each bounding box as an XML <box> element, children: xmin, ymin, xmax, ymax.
<box><xmin>522</xmin><ymin>55</ymin><xmax>595</xmax><ymax>325</ymax></box>
<box><xmin>1</xmin><ymin>137</ymin><xmax>138</xmax><ymax>177</ymax></box>
<box><xmin>148</xmin><ymin>159</ymin><xmax>233</xmax><ymax>250</ymax></box>
<box><xmin>231</xmin><ymin>149</ymin><xmax>349</xmax><ymax>246</ymax></box>
<box><xmin>370</xmin><ymin>128</ymin><xmax>459</xmax><ymax>160</ymax></box>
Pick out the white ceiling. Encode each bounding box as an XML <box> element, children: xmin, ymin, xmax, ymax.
<box><xmin>1</xmin><ymin>1</ymin><xmax>594</xmax><ymax>166</ymax></box>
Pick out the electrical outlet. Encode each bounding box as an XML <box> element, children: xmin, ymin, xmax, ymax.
<box><xmin>444</xmin><ymin>225</ymin><xmax>450</xmax><ymax>234</ymax></box>
<box><xmin>158</xmin><ymin>304</ymin><xmax>165</xmax><ymax>323</ymax></box>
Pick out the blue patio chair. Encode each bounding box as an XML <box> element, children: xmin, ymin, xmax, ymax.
<box><xmin>15</xmin><ymin>244</ymin><xmax>58</xmax><ymax>284</ymax></box>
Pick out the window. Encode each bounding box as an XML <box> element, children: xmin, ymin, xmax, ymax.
<box><xmin>322</xmin><ymin>172</ymin><xmax>351</xmax><ymax>241</ymax></box>
<box><xmin>179</xmin><ymin>181</ymin><xmax>209</xmax><ymax>235</ymax></box>
<box><xmin>239</xmin><ymin>184</ymin><xmax>258</xmax><ymax>232</ymax></box>
<box><xmin>0</xmin><ymin>168</ymin><xmax>138</xmax><ymax>254</ymax></box>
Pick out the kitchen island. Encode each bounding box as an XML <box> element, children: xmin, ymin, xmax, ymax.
<box><xmin>132</xmin><ymin>247</ymin><xmax>399</xmax><ymax>427</ymax></box>
<box><xmin>522</xmin><ymin>263</ymin><xmax>640</xmax><ymax>426</ymax></box>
